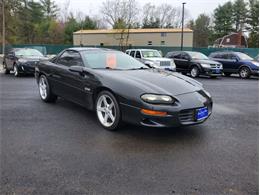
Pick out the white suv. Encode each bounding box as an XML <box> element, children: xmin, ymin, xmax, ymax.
<box><xmin>125</xmin><ymin>49</ymin><xmax>176</xmax><ymax>71</ymax></box>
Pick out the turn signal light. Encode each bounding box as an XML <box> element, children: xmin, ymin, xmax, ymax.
<box><xmin>141</xmin><ymin>109</ymin><xmax>167</xmax><ymax>116</ymax></box>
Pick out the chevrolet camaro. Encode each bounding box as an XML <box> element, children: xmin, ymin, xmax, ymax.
<box><xmin>35</xmin><ymin>48</ymin><xmax>213</xmax><ymax>131</ymax></box>
<box><xmin>4</xmin><ymin>48</ymin><xmax>48</xmax><ymax>76</ymax></box>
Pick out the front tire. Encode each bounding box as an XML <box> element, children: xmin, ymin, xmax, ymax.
<box><xmin>239</xmin><ymin>67</ymin><xmax>251</xmax><ymax>79</ymax></box>
<box><xmin>13</xmin><ymin>64</ymin><xmax>20</xmax><ymax>77</ymax></box>
<box><xmin>190</xmin><ymin>66</ymin><xmax>200</xmax><ymax>78</ymax></box>
<box><xmin>38</xmin><ymin>75</ymin><xmax>57</xmax><ymax>103</ymax></box>
<box><xmin>96</xmin><ymin>91</ymin><xmax>121</xmax><ymax>131</ymax></box>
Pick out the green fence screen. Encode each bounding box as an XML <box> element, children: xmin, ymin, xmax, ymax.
<box><xmin>1</xmin><ymin>44</ymin><xmax>259</xmax><ymax>58</ymax></box>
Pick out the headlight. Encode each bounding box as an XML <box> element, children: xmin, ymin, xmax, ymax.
<box><xmin>170</xmin><ymin>60</ymin><xmax>176</xmax><ymax>68</ymax></box>
<box><xmin>141</xmin><ymin>94</ymin><xmax>174</xmax><ymax>104</ymax></box>
<box><xmin>219</xmin><ymin>64</ymin><xmax>223</xmax><ymax>69</ymax></box>
<box><xmin>18</xmin><ymin>59</ymin><xmax>27</xmax><ymax>63</ymax></box>
<box><xmin>252</xmin><ymin>61</ymin><xmax>259</xmax><ymax>66</ymax></box>
<box><xmin>200</xmin><ymin>63</ymin><xmax>211</xmax><ymax>68</ymax></box>
<box><xmin>202</xmin><ymin>89</ymin><xmax>211</xmax><ymax>98</ymax></box>
<box><xmin>145</xmin><ymin>61</ymin><xmax>160</xmax><ymax>68</ymax></box>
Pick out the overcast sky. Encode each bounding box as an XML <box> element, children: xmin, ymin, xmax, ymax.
<box><xmin>54</xmin><ymin>0</ymin><xmax>230</xmax><ymax>20</ymax></box>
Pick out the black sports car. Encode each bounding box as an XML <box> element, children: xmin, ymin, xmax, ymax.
<box><xmin>3</xmin><ymin>48</ymin><xmax>48</xmax><ymax>76</ymax></box>
<box><xmin>35</xmin><ymin>48</ymin><xmax>213</xmax><ymax>131</ymax></box>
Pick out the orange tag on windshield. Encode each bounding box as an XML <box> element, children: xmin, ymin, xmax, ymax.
<box><xmin>106</xmin><ymin>53</ymin><xmax>117</xmax><ymax>69</ymax></box>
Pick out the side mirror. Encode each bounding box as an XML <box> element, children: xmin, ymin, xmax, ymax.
<box><xmin>69</xmin><ymin>66</ymin><xmax>84</xmax><ymax>73</ymax></box>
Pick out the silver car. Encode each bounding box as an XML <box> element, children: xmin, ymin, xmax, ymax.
<box><xmin>126</xmin><ymin>49</ymin><xmax>176</xmax><ymax>71</ymax></box>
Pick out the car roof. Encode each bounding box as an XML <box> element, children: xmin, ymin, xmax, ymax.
<box><xmin>210</xmin><ymin>51</ymin><xmax>240</xmax><ymax>55</ymax></box>
<box><xmin>67</xmin><ymin>47</ymin><xmax>115</xmax><ymax>52</ymax></box>
<box><xmin>9</xmin><ymin>48</ymin><xmax>39</xmax><ymax>52</ymax></box>
<box><xmin>126</xmin><ymin>49</ymin><xmax>158</xmax><ymax>51</ymax></box>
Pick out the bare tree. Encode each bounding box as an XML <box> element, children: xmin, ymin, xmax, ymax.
<box><xmin>59</xmin><ymin>0</ymin><xmax>70</xmax><ymax>23</ymax></box>
<box><xmin>100</xmin><ymin>0</ymin><xmax>140</xmax><ymax>50</ymax></box>
<box><xmin>142</xmin><ymin>3</ymin><xmax>190</xmax><ymax>28</ymax></box>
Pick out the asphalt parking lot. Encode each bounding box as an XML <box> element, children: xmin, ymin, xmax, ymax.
<box><xmin>0</xmin><ymin>73</ymin><xmax>258</xmax><ymax>195</ymax></box>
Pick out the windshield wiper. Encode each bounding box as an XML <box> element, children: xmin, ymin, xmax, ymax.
<box><xmin>127</xmin><ymin>67</ymin><xmax>149</xmax><ymax>70</ymax></box>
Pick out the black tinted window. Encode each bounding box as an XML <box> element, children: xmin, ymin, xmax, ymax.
<box><xmin>57</xmin><ymin>51</ymin><xmax>83</xmax><ymax>67</ymax></box>
<box><xmin>228</xmin><ymin>54</ymin><xmax>237</xmax><ymax>60</ymax></box>
<box><xmin>182</xmin><ymin>54</ymin><xmax>190</xmax><ymax>60</ymax></box>
<box><xmin>222</xmin><ymin>54</ymin><xmax>230</xmax><ymax>59</ymax></box>
<box><xmin>135</xmin><ymin>51</ymin><xmax>141</xmax><ymax>58</ymax></box>
<box><xmin>165</xmin><ymin>52</ymin><xmax>174</xmax><ymax>58</ymax></box>
<box><xmin>173</xmin><ymin>53</ymin><xmax>182</xmax><ymax>59</ymax></box>
<box><xmin>130</xmin><ymin>51</ymin><xmax>135</xmax><ymax>57</ymax></box>
<box><xmin>212</xmin><ymin>53</ymin><xmax>220</xmax><ymax>58</ymax></box>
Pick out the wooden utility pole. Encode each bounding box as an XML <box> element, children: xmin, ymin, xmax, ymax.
<box><xmin>2</xmin><ymin>0</ymin><xmax>5</xmax><ymax>54</ymax></box>
<box><xmin>181</xmin><ymin>2</ymin><xmax>186</xmax><ymax>51</ymax></box>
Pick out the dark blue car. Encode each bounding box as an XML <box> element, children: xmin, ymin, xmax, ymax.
<box><xmin>209</xmin><ymin>51</ymin><xmax>259</xmax><ymax>78</ymax></box>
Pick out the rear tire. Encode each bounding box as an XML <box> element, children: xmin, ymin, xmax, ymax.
<box><xmin>239</xmin><ymin>67</ymin><xmax>251</xmax><ymax>79</ymax></box>
<box><xmin>96</xmin><ymin>90</ymin><xmax>122</xmax><ymax>131</ymax></box>
<box><xmin>190</xmin><ymin>66</ymin><xmax>199</xmax><ymax>78</ymax></box>
<box><xmin>3</xmin><ymin>62</ymin><xmax>10</xmax><ymax>74</ymax></box>
<box><xmin>38</xmin><ymin>75</ymin><xmax>57</xmax><ymax>103</ymax></box>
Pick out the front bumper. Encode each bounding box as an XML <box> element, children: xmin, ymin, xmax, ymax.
<box><xmin>17</xmin><ymin>62</ymin><xmax>37</xmax><ymax>75</ymax></box>
<box><xmin>203</xmin><ymin>67</ymin><xmax>223</xmax><ymax>76</ymax></box>
<box><xmin>120</xmin><ymin>91</ymin><xmax>213</xmax><ymax>128</ymax></box>
<box><xmin>164</xmin><ymin>67</ymin><xmax>176</xmax><ymax>72</ymax></box>
<box><xmin>251</xmin><ymin>69</ymin><xmax>259</xmax><ymax>76</ymax></box>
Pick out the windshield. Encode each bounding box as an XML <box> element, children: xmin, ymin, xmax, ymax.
<box><xmin>81</xmin><ymin>51</ymin><xmax>149</xmax><ymax>70</ymax></box>
<box><xmin>236</xmin><ymin>52</ymin><xmax>253</xmax><ymax>60</ymax></box>
<box><xmin>141</xmin><ymin>50</ymin><xmax>162</xmax><ymax>58</ymax></box>
<box><xmin>188</xmin><ymin>52</ymin><xmax>209</xmax><ymax>60</ymax></box>
<box><xmin>15</xmin><ymin>49</ymin><xmax>44</xmax><ymax>57</ymax></box>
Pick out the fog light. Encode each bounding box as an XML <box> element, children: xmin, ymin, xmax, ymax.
<box><xmin>141</xmin><ymin>109</ymin><xmax>167</xmax><ymax>116</ymax></box>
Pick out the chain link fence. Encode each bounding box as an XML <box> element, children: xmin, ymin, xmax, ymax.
<box><xmin>1</xmin><ymin>44</ymin><xmax>259</xmax><ymax>58</ymax></box>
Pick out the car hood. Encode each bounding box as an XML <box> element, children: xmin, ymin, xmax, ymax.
<box><xmin>95</xmin><ymin>69</ymin><xmax>203</xmax><ymax>96</ymax></box>
<box><xmin>18</xmin><ymin>56</ymin><xmax>49</xmax><ymax>61</ymax></box>
<box><xmin>192</xmin><ymin>59</ymin><xmax>221</xmax><ymax>64</ymax></box>
<box><xmin>143</xmin><ymin>57</ymin><xmax>172</xmax><ymax>62</ymax></box>
<box><xmin>241</xmin><ymin>59</ymin><xmax>259</xmax><ymax>65</ymax></box>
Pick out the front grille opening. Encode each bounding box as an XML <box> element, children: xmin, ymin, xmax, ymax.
<box><xmin>160</xmin><ymin>61</ymin><xmax>171</xmax><ymax>66</ymax></box>
<box><xmin>179</xmin><ymin>109</ymin><xmax>195</xmax><ymax>123</ymax></box>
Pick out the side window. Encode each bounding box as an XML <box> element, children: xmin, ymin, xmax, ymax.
<box><xmin>126</xmin><ymin>51</ymin><xmax>130</xmax><ymax>55</ymax></box>
<box><xmin>8</xmin><ymin>52</ymin><xmax>15</xmax><ymax>57</ymax></box>
<box><xmin>181</xmin><ymin>54</ymin><xmax>190</xmax><ymax>60</ymax></box>
<box><xmin>130</xmin><ymin>50</ymin><xmax>135</xmax><ymax>57</ymax></box>
<box><xmin>57</xmin><ymin>51</ymin><xmax>83</xmax><ymax>67</ymax></box>
<box><xmin>174</xmin><ymin>53</ymin><xmax>182</xmax><ymax>59</ymax></box>
<box><xmin>135</xmin><ymin>51</ymin><xmax>141</xmax><ymax>58</ymax></box>
<box><xmin>228</xmin><ymin>54</ymin><xmax>237</xmax><ymax>60</ymax></box>
<box><xmin>212</xmin><ymin>54</ymin><xmax>220</xmax><ymax>58</ymax></box>
<box><xmin>165</xmin><ymin>53</ymin><xmax>172</xmax><ymax>58</ymax></box>
<box><xmin>220</xmin><ymin>54</ymin><xmax>229</xmax><ymax>59</ymax></box>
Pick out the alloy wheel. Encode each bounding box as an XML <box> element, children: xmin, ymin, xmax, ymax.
<box><xmin>239</xmin><ymin>67</ymin><xmax>250</xmax><ymax>78</ymax></box>
<box><xmin>191</xmin><ymin>66</ymin><xmax>199</xmax><ymax>78</ymax></box>
<box><xmin>96</xmin><ymin>94</ymin><xmax>116</xmax><ymax>128</ymax></box>
<box><xmin>13</xmin><ymin>65</ymin><xmax>18</xmax><ymax>77</ymax></box>
<box><xmin>39</xmin><ymin>77</ymin><xmax>48</xmax><ymax>99</ymax></box>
